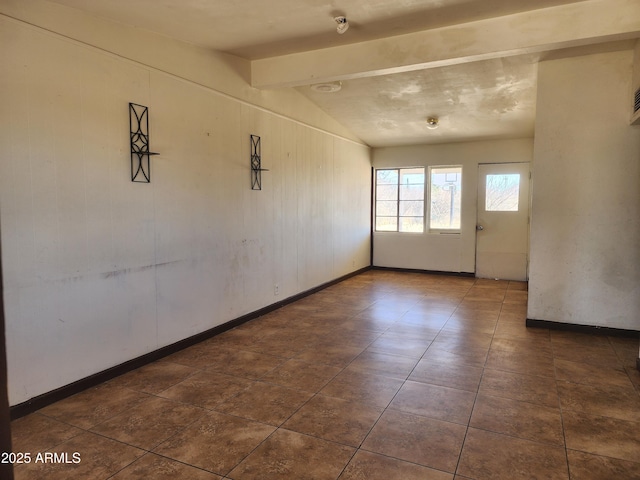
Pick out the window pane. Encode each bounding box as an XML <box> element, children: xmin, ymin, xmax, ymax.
<box><xmin>399</xmin><ymin>200</ymin><xmax>424</xmax><ymax>216</ymax></box>
<box><xmin>376</xmin><ymin>169</ymin><xmax>398</xmax><ymax>185</ymax></box>
<box><xmin>400</xmin><ymin>183</ymin><xmax>424</xmax><ymax>200</ymax></box>
<box><xmin>400</xmin><ymin>217</ymin><xmax>424</xmax><ymax>232</ymax></box>
<box><xmin>375</xmin><ymin>167</ymin><xmax>425</xmax><ymax>233</ymax></box>
<box><xmin>430</xmin><ymin>167</ymin><xmax>462</xmax><ymax>230</ymax></box>
<box><xmin>376</xmin><ymin>201</ymin><xmax>397</xmax><ymax>216</ymax></box>
<box><xmin>377</xmin><ymin>184</ymin><xmax>398</xmax><ymax>201</ymax></box>
<box><xmin>376</xmin><ymin>217</ymin><xmax>398</xmax><ymax>231</ymax></box>
<box><xmin>486</xmin><ymin>174</ymin><xmax>520</xmax><ymax>211</ymax></box>
<box><xmin>399</xmin><ymin>168</ymin><xmax>425</xmax><ymax>186</ymax></box>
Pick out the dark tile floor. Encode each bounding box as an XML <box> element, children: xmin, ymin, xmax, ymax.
<box><xmin>11</xmin><ymin>270</ymin><xmax>640</xmax><ymax>479</ymax></box>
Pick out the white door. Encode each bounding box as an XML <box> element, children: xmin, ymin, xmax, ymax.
<box><xmin>476</xmin><ymin>163</ymin><xmax>530</xmax><ymax>281</ymax></box>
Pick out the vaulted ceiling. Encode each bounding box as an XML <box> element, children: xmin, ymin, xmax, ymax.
<box><xmin>46</xmin><ymin>0</ymin><xmax>640</xmax><ymax>146</ymax></box>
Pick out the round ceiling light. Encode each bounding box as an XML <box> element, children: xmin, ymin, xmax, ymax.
<box><xmin>334</xmin><ymin>16</ymin><xmax>349</xmax><ymax>34</ymax></box>
<box><xmin>426</xmin><ymin>117</ymin><xmax>439</xmax><ymax>129</ymax></box>
<box><xmin>310</xmin><ymin>81</ymin><xmax>342</xmax><ymax>93</ymax></box>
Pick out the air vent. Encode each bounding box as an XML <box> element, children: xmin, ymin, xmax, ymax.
<box><xmin>635</xmin><ymin>87</ymin><xmax>640</xmax><ymax>113</ymax></box>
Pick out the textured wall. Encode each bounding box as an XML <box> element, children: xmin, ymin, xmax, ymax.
<box><xmin>0</xmin><ymin>15</ymin><xmax>371</xmax><ymax>405</ymax></box>
<box><xmin>529</xmin><ymin>49</ymin><xmax>640</xmax><ymax>330</ymax></box>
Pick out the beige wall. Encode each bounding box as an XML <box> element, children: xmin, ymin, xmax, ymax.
<box><xmin>0</xmin><ymin>0</ymin><xmax>362</xmax><ymax>144</ymax></box>
<box><xmin>0</xmin><ymin>12</ymin><xmax>371</xmax><ymax>405</ymax></box>
<box><xmin>529</xmin><ymin>49</ymin><xmax>640</xmax><ymax>331</ymax></box>
<box><xmin>372</xmin><ymin>139</ymin><xmax>533</xmax><ymax>273</ymax></box>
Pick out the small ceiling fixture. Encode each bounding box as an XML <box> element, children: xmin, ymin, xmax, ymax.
<box><xmin>426</xmin><ymin>117</ymin><xmax>439</xmax><ymax>129</ymax></box>
<box><xmin>310</xmin><ymin>81</ymin><xmax>342</xmax><ymax>93</ymax></box>
<box><xmin>334</xmin><ymin>16</ymin><xmax>349</xmax><ymax>34</ymax></box>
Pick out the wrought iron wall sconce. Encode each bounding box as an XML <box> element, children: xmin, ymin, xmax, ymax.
<box><xmin>129</xmin><ymin>103</ymin><xmax>159</xmax><ymax>183</ymax></box>
<box><xmin>250</xmin><ymin>134</ymin><xmax>268</xmax><ymax>190</ymax></box>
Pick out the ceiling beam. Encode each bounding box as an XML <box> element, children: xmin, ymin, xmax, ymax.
<box><xmin>251</xmin><ymin>0</ymin><xmax>640</xmax><ymax>88</ymax></box>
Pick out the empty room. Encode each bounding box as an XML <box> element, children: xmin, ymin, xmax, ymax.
<box><xmin>1</xmin><ymin>0</ymin><xmax>639</xmax><ymax>479</ymax></box>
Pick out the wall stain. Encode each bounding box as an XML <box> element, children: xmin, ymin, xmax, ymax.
<box><xmin>100</xmin><ymin>260</ymin><xmax>181</xmax><ymax>279</ymax></box>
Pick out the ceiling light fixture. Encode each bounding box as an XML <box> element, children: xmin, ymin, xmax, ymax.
<box><xmin>334</xmin><ymin>16</ymin><xmax>349</xmax><ymax>34</ymax></box>
<box><xmin>310</xmin><ymin>81</ymin><xmax>342</xmax><ymax>93</ymax></box>
<box><xmin>426</xmin><ymin>117</ymin><xmax>439</xmax><ymax>129</ymax></box>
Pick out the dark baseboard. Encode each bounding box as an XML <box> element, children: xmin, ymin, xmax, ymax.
<box><xmin>10</xmin><ymin>266</ymin><xmax>371</xmax><ymax>420</ymax></box>
<box><xmin>371</xmin><ymin>266</ymin><xmax>475</xmax><ymax>277</ymax></box>
<box><xmin>526</xmin><ymin>318</ymin><xmax>639</xmax><ymax>338</ymax></box>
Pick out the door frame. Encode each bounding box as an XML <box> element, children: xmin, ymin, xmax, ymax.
<box><xmin>475</xmin><ymin>162</ymin><xmax>532</xmax><ymax>281</ymax></box>
<box><xmin>0</xmin><ymin>215</ymin><xmax>14</xmax><ymax>479</ymax></box>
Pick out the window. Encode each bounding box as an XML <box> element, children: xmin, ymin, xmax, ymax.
<box><xmin>375</xmin><ymin>167</ymin><xmax>425</xmax><ymax>232</ymax></box>
<box><xmin>486</xmin><ymin>174</ymin><xmax>520</xmax><ymax>211</ymax></box>
<box><xmin>429</xmin><ymin>166</ymin><xmax>462</xmax><ymax>231</ymax></box>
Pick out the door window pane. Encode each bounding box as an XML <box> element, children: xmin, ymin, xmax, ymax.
<box><xmin>486</xmin><ymin>174</ymin><xmax>520</xmax><ymax>211</ymax></box>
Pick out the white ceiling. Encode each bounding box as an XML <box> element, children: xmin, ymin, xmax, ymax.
<box><xmin>46</xmin><ymin>0</ymin><xmax>638</xmax><ymax>147</ymax></box>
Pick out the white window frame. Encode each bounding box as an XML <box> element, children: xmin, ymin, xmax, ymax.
<box><xmin>374</xmin><ymin>167</ymin><xmax>425</xmax><ymax>233</ymax></box>
<box><xmin>427</xmin><ymin>165</ymin><xmax>462</xmax><ymax>233</ymax></box>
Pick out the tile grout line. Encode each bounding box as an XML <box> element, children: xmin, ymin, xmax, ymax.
<box><xmin>452</xmin><ymin>277</ymin><xmax>487</xmax><ymax>477</ymax></box>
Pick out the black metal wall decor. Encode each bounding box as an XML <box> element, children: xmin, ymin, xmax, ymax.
<box><xmin>129</xmin><ymin>103</ymin><xmax>159</xmax><ymax>183</ymax></box>
<box><xmin>250</xmin><ymin>134</ymin><xmax>268</xmax><ymax>190</ymax></box>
